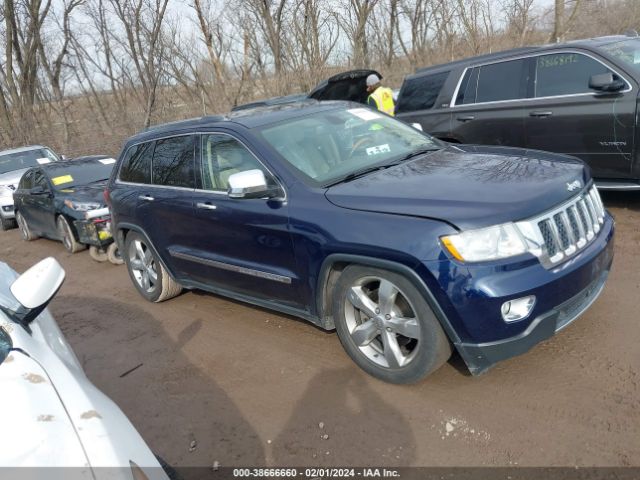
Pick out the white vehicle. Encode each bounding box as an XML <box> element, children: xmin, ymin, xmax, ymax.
<box><xmin>0</xmin><ymin>146</ymin><xmax>61</xmax><ymax>230</ymax></box>
<box><xmin>0</xmin><ymin>258</ymin><xmax>169</xmax><ymax>480</ymax></box>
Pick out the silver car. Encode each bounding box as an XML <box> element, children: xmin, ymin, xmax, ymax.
<box><xmin>0</xmin><ymin>146</ymin><xmax>60</xmax><ymax>230</ymax></box>
<box><xmin>0</xmin><ymin>258</ymin><xmax>169</xmax><ymax>479</ymax></box>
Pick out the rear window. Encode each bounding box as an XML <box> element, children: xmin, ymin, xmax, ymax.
<box><xmin>119</xmin><ymin>142</ymin><xmax>154</xmax><ymax>184</ymax></box>
<box><xmin>396</xmin><ymin>71</ymin><xmax>449</xmax><ymax>113</ymax></box>
<box><xmin>152</xmin><ymin>135</ymin><xmax>195</xmax><ymax>188</ymax></box>
<box><xmin>476</xmin><ymin>59</ymin><xmax>527</xmax><ymax>103</ymax></box>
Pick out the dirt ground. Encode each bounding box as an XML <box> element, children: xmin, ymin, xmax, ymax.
<box><xmin>0</xmin><ymin>191</ymin><xmax>638</xmax><ymax>469</ymax></box>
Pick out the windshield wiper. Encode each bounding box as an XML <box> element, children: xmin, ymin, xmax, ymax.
<box><xmin>324</xmin><ymin>165</ymin><xmax>389</xmax><ymax>187</ymax></box>
<box><xmin>396</xmin><ymin>146</ymin><xmax>440</xmax><ymax>163</ymax></box>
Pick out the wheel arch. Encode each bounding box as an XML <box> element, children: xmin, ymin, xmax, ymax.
<box><xmin>316</xmin><ymin>254</ymin><xmax>460</xmax><ymax>344</ymax></box>
<box><xmin>116</xmin><ymin>223</ymin><xmax>179</xmax><ymax>281</ymax></box>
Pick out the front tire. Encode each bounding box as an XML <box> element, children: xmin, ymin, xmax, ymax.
<box><xmin>332</xmin><ymin>265</ymin><xmax>452</xmax><ymax>384</ymax></box>
<box><xmin>57</xmin><ymin>215</ymin><xmax>85</xmax><ymax>253</ymax></box>
<box><xmin>123</xmin><ymin>231</ymin><xmax>182</xmax><ymax>302</ymax></box>
<box><xmin>16</xmin><ymin>211</ymin><xmax>38</xmax><ymax>241</ymax></box>
<box><xmin>89</xmin><ymin>245</ymin><xmax>109</xmax><ymax>262</ymax></box>
<box><xmin>107</xmin><ymin>242</ymin><xmax>124</xmax><ymax>265</ymax></box>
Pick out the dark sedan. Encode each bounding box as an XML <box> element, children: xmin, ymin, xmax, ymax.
<box><xmin>13</xmin><ymin>157</ymin><xmax>116</xmax><ymax>254</ymax></box>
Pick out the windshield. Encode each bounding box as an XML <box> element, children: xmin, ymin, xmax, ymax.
<box><xmin>0</xmin><ymin>148</ymin><xmax>58</xmax><ymax>175</ymax></box>
<box><xmin>600</xmin><ymin>38</ymin><xmax>640</xmax><ymax>73</ymax></box>
<box><xmin>258</xmin><ymin>107</ymin><xmax>441</xmax><ymax>186</ymax></box>
<box><xmin>47</xmin><ymin>160</ymin><xmax>115</xmax><ymax>190</ymax></box>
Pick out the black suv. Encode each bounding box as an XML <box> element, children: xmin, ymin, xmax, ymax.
<box><xmin>395</xmin><ymin>35</ymin><xmax>640</xmax><ymax>190</ymax></box>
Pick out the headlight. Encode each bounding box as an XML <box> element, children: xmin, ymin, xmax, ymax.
<box><xmin>441</xmin><ymin>223</ymin><xmax>528</xmax><ymax>262</ymax></box>
<box><xmin>64</xmin><ymin>199</ymin><xmax>102</xmax><ymax>211</ymax></box>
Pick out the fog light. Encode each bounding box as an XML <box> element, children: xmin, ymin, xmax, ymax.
<box><xmin>501</xmin><ymin>295</ymin><xmax>536</xmax><ymax>322</ymax></box>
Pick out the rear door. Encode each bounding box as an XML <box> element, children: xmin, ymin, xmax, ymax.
<box><xmin>135</xmin><ymin>134</ymin><xmax>199</xmax><ymax>281</ymax></box>
<box><xmin>524</xmin><ymin>51</ymin><xmax>636</xmax><ymax>178</ymax></box>
<box><xmin>180</xmin><ymin>132</ymin><xmax>301</xmax><ymax>307</ymax></box>
<box><xmin>449</xmin><ymin>58</ymin><xmax>529</xmax><ymax>146</ymax></box>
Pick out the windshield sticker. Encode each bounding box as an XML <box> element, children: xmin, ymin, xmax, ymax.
<box><xmin>36</xmin><ymin>158</ymin><xmax>51</xmax><ymax>164</ymax></box>
<box><xmin>366</xmin><ymin>144</ymin><xmax>391</xmax><ymax>156</ymax></box>
<box><xmin>52</xmin><ymin>175</ymin><xmax>73</xmax><ymax>186</ymax></box>
<box><xmin>99</xmin><ymin>158</ymin><xmax>116</xmax><ymax>165</ymax></box>
<box><xmin>348</xmin><ymin>108</ymin><xmax>382</xmax><ymax>121</ymax></box>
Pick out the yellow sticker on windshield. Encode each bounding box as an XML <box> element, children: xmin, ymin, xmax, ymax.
<box><xmin>52</xmin><ymin>175</ymin><xmax>73</xmax><ymax>186</ymax></box>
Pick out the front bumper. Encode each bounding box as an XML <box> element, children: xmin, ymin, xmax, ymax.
<box><xmin>74</xmin><ymin>215</ymin><xmax>113</xmax><ymax>247</ymax></box>
<box><xmin>457</xmin><ymin>267</ymin><xmax>610</xmax><ymax>375</ymax></box>
<box><xmin>422</xmin><ymin>213</ymin><xmax>614</xmax><ymax>375</ymax></box>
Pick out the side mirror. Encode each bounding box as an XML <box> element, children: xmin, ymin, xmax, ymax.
<box><xmin>227</xmin><ymin>169</ymin><xmax>280</xmax><ymax>199</ymax></box>
<box><xmin>60</xmin><ymin>154</ymin><xmax>67</xmax><ymax>161</ymax></box>
<box><xmin>0</xmin><ymin>258</ymin><xmax>65</xmax><ymax>333</ymax></box>
<box><xmin>589</xmin><ymin>73</ymin><xmax>625</xmax><ymax>92</ymax></box>
<box><xmin>30</xmin><ymin>186</ymin><xmax>49</xmax><ymax>196</ymax></box>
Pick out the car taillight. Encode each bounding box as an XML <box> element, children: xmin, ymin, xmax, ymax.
<box><xmin>103</xmin><ymin>188</ymin><xmax>111</xmax><ymax>207</ymax></box>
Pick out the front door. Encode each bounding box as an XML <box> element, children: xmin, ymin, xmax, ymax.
<box><xmin>176</xmin><ymin>133</ymin><xmax>301</xmax><ymax>308</ymax></box>
<box><xmin>525</xmin><ymin>52</ymin><xmax>636</xmax><ymax>178</ymax></box>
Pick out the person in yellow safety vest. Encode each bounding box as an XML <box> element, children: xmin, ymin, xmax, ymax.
<box><xmin>366</xmin><ymin>74</ymin><xmax>395</xmax><ymax>116</ymax></box>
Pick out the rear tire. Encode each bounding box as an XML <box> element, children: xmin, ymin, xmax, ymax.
<box><xmin>16</xmin><ymin>211</ymin><xmax>38</xmax><ymax>241</ymax></box>
<box><xmin>89</xmin><ymin>245</ymin><xmax>109</xmax><ymax>262</ymax></box>
<box><xmin>332</xmin><ymin>265</ymin><xmax>452</xmax><ymax>384</ymax></box>
<box><xmin>0</xmin><ymin>216</ymin><xmax>16</xmax><ymax>231</ymax></box>
<box><xmin>107</xmin><ymin>242</ymin><xmax>124</xmax><ymax>265</ymax></box>
<box><xmin>123</xmin><ymin>231</ymin><xmax>182</xmax><ymax>302</ymax></box>
<box><xmin>57</xmin><ymin>215</ymin><xmax>85</xmax><ymax>253</ymax></box>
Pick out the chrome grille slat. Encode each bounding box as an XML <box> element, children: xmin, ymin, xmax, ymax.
<box><xmin>515</xmin><ymin>186</ymin><xmax>606</xmax><ymax>269</ymax></box>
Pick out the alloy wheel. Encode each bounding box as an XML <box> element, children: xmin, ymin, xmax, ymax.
<box><xmin>128</xmin><ymin>239</ymin><xmax>158</xmax><ymax>293</ymax></box>
<box><xmin>344</xmin><ymin>276</ymin><xmax>421</xmax><ymax>369</ymax></box>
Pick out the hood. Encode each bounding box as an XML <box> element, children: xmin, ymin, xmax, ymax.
<box><xmin>308</xmin><ymin>69</ymin><xmax>382</xmax><ymax>104</ymax></box>
<box><xmin>325</xmin><ymin>145</ymin><xmax>589</xmax><ymax>230</ymax></box>
<box><xmin>58</xmin><ymin>181</ymin><xmax>107</xmax><ymax>205</ymax></box>
<box><xmin>0</xmin><ymin>168</ymin><xmax>28</xmax><ymax>189</ymax></box>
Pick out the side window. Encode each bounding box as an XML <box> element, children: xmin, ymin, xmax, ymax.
<box><xmin>476</xmin><ymin>59</ymin><xmax>527</xmax><ymax>103</ymax></box>
<box><xmin>396</xmin><ymin>71</ymin><xmax>449</xmax><ymax>113</ymax></box>
<box><xmin>534</xmin><ymin>53</ymin><xmax>612</xmax><ymax>98</ymax></box>
<box><xmin>152</xmin><ymin>135</ymin><xmax>195</xmax><ymax>188</ymax></box>
<box><xmin>33</xmin><ymin>170</ymin><xmax>49</xmax><ymax>190</ymax></box>
<box><xmin>19</xmin><ymin>171</ymin><xmax>33</xmax><ymax>190</ymax></box>
<box><xmin>455</xmin><ymin>67</ymin><xmax>479</xmax><ymax>105</ymax></box>
<box><xmin>200</xmin><ymin>134</ymin><xmax>273</xmax><ymax>192</ymax></box>
<box><xmin>119</xmin><ymin>141</ymin><xmax>154</xmax><ymax>184</ymax></box>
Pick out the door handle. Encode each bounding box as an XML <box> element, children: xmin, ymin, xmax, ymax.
<box><xmin>529</xmin><ymin>111</ymin><xmax>553</xmax><ymax>118</ymax></box>
<box><xmin>196</xmin><ymin>202</ymin><xmax>217</xmax><ymax>210</ymax></box>
<box><xmin>456</xmin><ymin>115</ymin><xmax>475</xmax><ymax>122</ymax></box>
<box><xmin>138</xmin><ymin>195</ymin><xmax>155</xmax><ymax>201</ymax></box>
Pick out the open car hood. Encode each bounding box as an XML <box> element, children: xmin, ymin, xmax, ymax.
<box><xmin>231</xmin><ymin>69</ymin><xmax>382</xmax><ymax>112</ymax></box>
<box><xmin>308</xmin><ymin>69</ymin><xmax>382</xmax><ymax>104</ymax></box>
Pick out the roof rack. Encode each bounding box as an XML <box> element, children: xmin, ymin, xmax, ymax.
<box><xmin>144</xmin><ymin>115</ymin><xmax>226</xmax><ymax>132</ymax></box>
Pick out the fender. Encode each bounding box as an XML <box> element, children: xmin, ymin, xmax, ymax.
<box><xmin>316</xmin><ymin>254</ymin><xmax>461</xmax><ymax>344</ymax></box>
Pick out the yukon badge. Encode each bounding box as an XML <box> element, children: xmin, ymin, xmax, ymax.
<box><xmin>566</xmin><ymin>180</ymin><xmax>582</xmax><ymax>192</ymax></box>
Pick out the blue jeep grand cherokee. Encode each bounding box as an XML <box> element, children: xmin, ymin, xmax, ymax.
<box><xmin>107</xmin><ymin>100</ymin><xmax>614</xmax><ymax>384</ymax></box>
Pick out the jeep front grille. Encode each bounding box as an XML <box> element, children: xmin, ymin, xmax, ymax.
<box><xmin>516</xmin><ymin>185</ymin><xmax>606</xmax><ymax>268</ymax></box>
